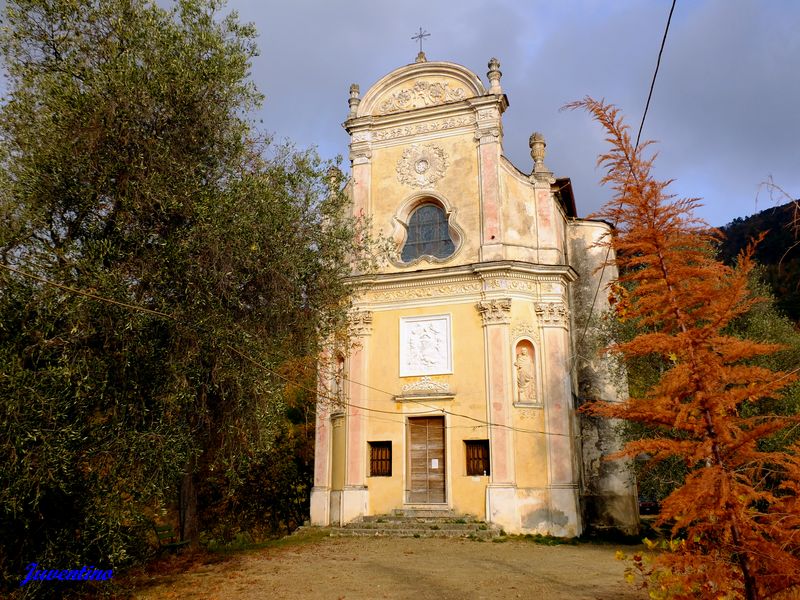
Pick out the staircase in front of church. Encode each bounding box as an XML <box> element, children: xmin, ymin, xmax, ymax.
<box><xmin>328</xmin><ymin>509</ymin><xmax>502</xmax><ymax>540</ymax></box>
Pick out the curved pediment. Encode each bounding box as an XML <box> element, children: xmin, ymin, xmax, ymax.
<box><xmin>358</xmin><ymin>61</ymin><xmax>486</xmax><ymax>118</ymax></box>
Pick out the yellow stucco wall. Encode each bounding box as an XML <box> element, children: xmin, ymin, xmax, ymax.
<box><xmin>368</xmin><ymin>131</ymin><xmax>482</xmax><ymax>274</ymax></box>
<box><xmin>364</xmin><ymin>301</ymin><xmax>495</xmax><ymax>518</ymax></box>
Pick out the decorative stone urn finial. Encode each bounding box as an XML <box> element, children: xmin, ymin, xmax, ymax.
<box><xmin>415</xmin><ymin>51</ymin><xmax>427</xmax><ymax>63</ymax></box>
<box><xmin>529</xmin><ymin>132</ymin><xmax>553</xmax><ymax>182</ymax></box>
<box><xmin>487</xmin><ymin>57</ymin><xmax>502</xmax><ymax>94</ymax></box>
<box><xmin>326</xmin><ymin>165</ymin><xmax>342</xmax><ymax>191</ymax></box>
<box><xmin>347</xmin><ymin>83</ymin><xmax>361</xmax><ymax>118</ymax></box>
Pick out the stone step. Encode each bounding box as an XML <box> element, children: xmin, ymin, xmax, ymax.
<box><xmin>360</xmin><ymin>516</ymin><xmax>481</xmax><ymax>524</ymax></box>
<box><xmin>346</xmin><ymin>522</ymin><xmax>490</xmax><ymax>531</ymax></box>
<box><xmin>328</xmin><ymin>512</ymin><xmax>502</xmax><ymax>540</ymax></box>
<box><xmin>390</xmin><ymin>508</ymin><xmax>457</xmax><ymax>518</ymax></box>
<box><xmin>329</xmin><ymin>527</ymin><xmax>499</xmax><ymax>540</ymax></box>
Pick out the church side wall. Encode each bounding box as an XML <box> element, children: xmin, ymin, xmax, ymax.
<box><xmin>567</xmin><ymin>220</ymin><xmax>639</xmax><ymax>535</ymax></box>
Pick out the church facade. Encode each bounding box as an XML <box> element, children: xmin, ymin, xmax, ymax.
<box><xmin>310</xmin><ymin>54</ymin><xmax>638</xmax><ymax>536</ymax></box>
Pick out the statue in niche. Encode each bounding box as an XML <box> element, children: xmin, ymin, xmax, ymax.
<box><xmin>333</xmin><ymin>355</ymin><xmax>345</xmax><ymax>400</ymax></box>
<box><xmin>515</xmin><ymin>344</ymin><xmax>536</xmax><ymax>403</ymax></box>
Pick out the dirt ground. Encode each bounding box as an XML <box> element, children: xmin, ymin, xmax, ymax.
<box><xmin>131</xmin><ymin>531</ymin><xmax>646</xmax><ymax>600</ymax></box>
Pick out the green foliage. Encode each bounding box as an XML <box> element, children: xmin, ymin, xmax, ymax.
<box><xmin>0</xmin><ymin>0</ymin><xmax>377</xmax><ymax>596</ymax></box>
<box><xmin>197</xmin><ymin>420</ymin><xmax>315</xmax><ymax>543</ymax></box>
<box><xmin>719</xmin><ymin>202</ymin><xmax>800</xmax><ymax>322</ymax></box>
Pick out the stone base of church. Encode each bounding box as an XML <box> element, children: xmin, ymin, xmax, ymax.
<box><xmin>487</xmin><ymin>485</ymin><xmax>583</xmax><ymax>537</ymax></box>
<box><xmin>309</xmin><ymin>486</ymin><xmax>330</xmax><ymax>526</ymax></box>
<box><xmin>310</xmin><ymin>486</ymin><xmax>368</xmax><ymax>526</ymax></box>
<box><xmin>486</xmin><ymin>484</ymin><xmax>518</xmax><ymax>532</ymax></box>
<box><xmin>339</xmin><ymin>486</ymin><xmax>368</xmax><ymax>524</ymax></box>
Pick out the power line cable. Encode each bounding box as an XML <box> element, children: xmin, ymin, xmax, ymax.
<box><xmin>1</xmin><ymin>263</ymin><xmax>568</xmax><ymax>437</ymax></box>
<box><xmin>0</xmin><ymin>2</ymin><xmax>684</xmax><ymax>439</ymax></box>
<box><xmin>570</xmin><ymin>0</ymin><xmax>677</xmax><ymax>376</ymax></box>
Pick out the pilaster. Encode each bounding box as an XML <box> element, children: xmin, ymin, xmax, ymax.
<box><xmin>475</xmin><ymin>106</ymin><xmax>504</xmax><ymax>262</ymax></box>
<box><xmin>477</xmin><ymin>298</ymin><xmax>518</xmax><ymax>531</ymax></box>
<box><xmin>349</xmin><ymin>128</ymin><xmax>372</xmax><ymax>217</ymax></box>
<box><xmin>536</xmin><ymin>301</ymin><xmax>582</xmax><ymax>536</ymax></box>
<box><xmin>310</xmin><ymin>349</ymin><xmax>333</xmax><ymax>526</ymax></box>
<box><xmin>341</xmin><ymin>309</ymin><xmax>372</xmax><ymax>523</ymax></box>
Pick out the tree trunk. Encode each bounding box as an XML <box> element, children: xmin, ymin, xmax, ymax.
<box><xmin>179</xmin><ymin>458</ymin><xmax>199</xmax><ymax>548</ymax></box>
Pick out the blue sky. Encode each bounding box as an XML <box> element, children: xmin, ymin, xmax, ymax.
<box><xmin>1</xmin><ymin>1</ymin><xmax>796</xmax><ymax>226</ymax></box>
<box><xmin>230</xmin><ymin>0</ymin><xmax>799</xmax><ymax>226</ymax></box>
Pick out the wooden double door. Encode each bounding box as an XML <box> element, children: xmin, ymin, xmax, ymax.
<box><xmin>408</xmin><ymin>417</ymin><xmax>446</xmax><ymax>503</ymax></box>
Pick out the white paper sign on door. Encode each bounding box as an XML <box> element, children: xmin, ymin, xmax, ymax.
<box><xmin>431</xmin><ymin>459</ymin><xmax>439</xmax><ymax>469</ymax></box>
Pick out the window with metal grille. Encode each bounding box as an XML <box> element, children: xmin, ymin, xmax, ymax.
<box><xmin>465</xmin><ymin>440</ymin><xmax>490</xmax><ymax>476</ymax></box>
<box><xmin>369</xmin><ymin>441</ymin><xmax>392</xmax><ymax>477</ymax></box>
<box><xmin>401</xmin><ymin>203</ymin><xmax>456</xmax><ymax>262</ymax></box>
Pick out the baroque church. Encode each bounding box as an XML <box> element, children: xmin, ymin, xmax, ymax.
<box><xmin>310</xmin><ymin>52</ymin><xmax>639</xmax><ymax>536</ymax></box>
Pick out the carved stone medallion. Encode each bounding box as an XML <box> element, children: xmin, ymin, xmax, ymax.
<box><xmin>396</xmin><ymin>144</ymin><xmax>448</xmax><ymax>188</ymax></box>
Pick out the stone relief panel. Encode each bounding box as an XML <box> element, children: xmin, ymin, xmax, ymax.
<box><xmin>396</xmin><ymin>144</ymin><xmax>448</xmax><ymax>188</ymax></box>
<box><xmin>350</xmin><ymin>131</ymin><xmax>371</xmax><ymax>143</ymax></box>
<box><xmin>377</xmin><ymin>80</ymin><xmax>468</xmax><ymax>115</ymax></box>
<box><xmin>399</xmin><ymin>315</ymin><xmax>452</xmax><ymax>377</ymax></box>
<box><xmin>511</xmin><ymin>320</ymin><xmax>540</xmax><ymax>343</ymax></box>
<box><xmin>517</xmin><ymin>408</ymin><xmax>538</xmax><ymax>421</ymax></box>
<box><xmin>348</xmin><ymin>310</ymin><xmax>373</xmax><ymax>337</ymax></box>
<box><xmin>484</xmin><ymin>278</ymin><xmax>538</xmax><ymax>293</ymax></box>
<box><xmin>401</xmin><ymin>376</ymin><xmax>450</xmax><ymax>394</ymax></box>
<box><xmin>369</xmin><ymin>280</ymin><xmax>482</xmax><ymax>303</ymax></box>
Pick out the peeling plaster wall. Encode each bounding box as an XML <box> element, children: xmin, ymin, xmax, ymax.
<box><xmin>568</xmin><ymin>220</ymin><xmax>639</xmax><ymax>534</ymax></box>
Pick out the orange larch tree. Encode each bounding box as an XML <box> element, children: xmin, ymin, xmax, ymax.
<box><xmin>569</xmin><ymin>98</ymin><xmax>800</xmax><ymax>599</ymax></box>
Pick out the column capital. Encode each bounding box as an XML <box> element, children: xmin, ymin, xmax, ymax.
<box><xmin>348</xmin><ymin>309</ymin><xmax>373</xmax><ymax>337</ymax></box>
<box><xmin>476</xmin><ymin>298</ymin><xmax>512</xmax><ymax>326</ymax></box>
<box><xmin>534</xmin><ymin>302</ymin><xmax>569</xmax><ymax>327</ymax></box>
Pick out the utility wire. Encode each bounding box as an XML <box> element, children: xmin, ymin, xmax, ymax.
<box><xmin>570</xmin><ymin>0</ymin><xmax>677</xmax><ymax>376</ymax></box>
<box><xmin>0</xmin><ymin>1</ymin><xmax>681</xmax><ymax>438</ymax></box>
<box><xmin>636</xmin><ymin>0</ymin><xmax>677</xmax><ymax>150</ymax></box>
<box><xmin>1</xmin><ymin>263</ymin><xmax>568</xmax><ymax>437</ymax></box>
